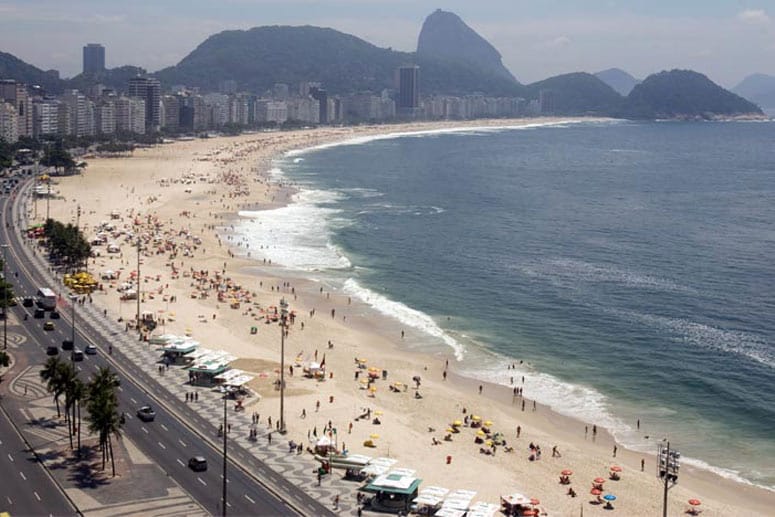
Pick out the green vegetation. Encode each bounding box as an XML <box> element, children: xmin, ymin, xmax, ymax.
<box><xmin>0</xmin><ymin>50</ymin><xmax>63</xmax><ymax>93</ymax></box>
<box><xmin>43</xmin><ymin>218</ymin><xmax>91</xmax><ymax>271</ymax></box>
<box><xmin>41</xmin><ymin>360</ymin><xmax>123</xmax><ymax>470</ymax></box>
<box><xmin>40</xmin><ymin>140</ymin><xmax>76</xmax><ymax>172</ymax></box>
<box><xmin>624</xmin><ymin>70</ymin><xmax>762</xmax><ymax>119</ymax></box>
<box><xmin>527</xmin><ymin>73</ymin><xmax>624</xmax><ymax>115</ymax></box>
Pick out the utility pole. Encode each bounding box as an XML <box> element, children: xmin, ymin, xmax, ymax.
<box><xmin>657</xmin><ymin>441</ymin><xmax>680</xmax><ymax>517</ymax></box>
<box><xmin>1</xmin><ymin>245</ymin><xmax>8</xmax><ymax>350</ymax></box>
<box><xmin>279</xmin><ymin>298</ymin><xmax>288</xmax><ymax>434</ymax></box>
<box><xmin>136</xmin><ymin>238</ymin><xmax>141</xmax><ymax>340</ymax></box>
<box><xmin>69</xmin><ymin>295</ymin><xmax>77</xmax><ymax>361</ymax></box>
<box><xmin>222</xmin><ymin>394</ymin><xmax>228</xmax><ymax>516</ymax></box>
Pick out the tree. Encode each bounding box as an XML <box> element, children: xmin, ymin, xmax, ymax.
<box><xmin>40</xmin><ymin>140</ymin><xmax>75</xmax><ymax>173</ymax></box>
<box><xmin>42</xmin><ymin>218</ymin><xmax>91</xmax><ymax>271</ymax></box>
<box><xmin>86</xmin><ymin>366</ymin><xmax>122</xmax><ymax>475</ymax></box>
<box><xmin>66</xmin><ymin>377</ymin><xmax>86</xmax><ymax>455</ymax></box>
<box><xmin>40</xmin><ymin>356</ymin><xmax>65</xmax><ymax>417</ymax></box>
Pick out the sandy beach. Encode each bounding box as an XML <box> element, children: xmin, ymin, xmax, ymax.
<box><xmin>38</xmin><ymin>118</ymin><xmax>774</xmax><ymax>516</ymax></box>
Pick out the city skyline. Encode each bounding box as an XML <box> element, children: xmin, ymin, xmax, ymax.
<box><xmin>0</xmin><ymin>1</ymin><xmax>773</xmax><ymax>88</ymax></box>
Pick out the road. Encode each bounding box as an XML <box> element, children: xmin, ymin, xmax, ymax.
<box><xmin>1</xmin><ymin>183</ymin><xmax>332</xmax><ymax>516</ymax></box>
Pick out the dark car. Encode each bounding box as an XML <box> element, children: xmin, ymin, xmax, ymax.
<box><xmin>136</xmin><ymin>406</ymin><xmax>156</xmax><ymax>422</ymax></box>
<box><xmin>188</xmin><ymin>456</ymin><xmax>207</xmax><ymax>472</ymax></box>
<box><xmin>49</xmin><ymin>310</ymin><xmax>60</xmax><ymax>319</ymax></box>
<box><xmin>22</xmin><ymin>297</ymin><xmax>34</xmax><ymax>307</ymax></box>
<box><xmin>62</xmin><ymin>339</ymin><xmax>74</xmax><ymax>350</ymax></box>
<box><xmin>71</xmin><ymin>349</ymin><xmax>84</xmax><ymax>361</ymax></box>
<box><xmin>34</xmin><ymin>308</ymin><xmax>45</xmax><ymax>319</ymax></box>
<box><xmin>43</xmin><ymin>321</ymin><xmax>55</xmax><ymax>331</ymax></box>
<box><xmin>46</xmin><ymin>345</ymin><xmax>59</xmax><ymax>356</ymax></box>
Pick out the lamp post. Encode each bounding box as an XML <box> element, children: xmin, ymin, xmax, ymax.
<box><xmin>222</xmin><ymin>393</ymin><xmax>228</xmax><ymax>516</ymax></box>
<box><xmin>69</xmin><ymin>294</ymin><xmax>77</xmax><ymax>360</ymax></box>
<box><xmin>278</xmin><ymin>298</ymin><xmax>288</xmax><ymax>434</ymax></box>
<box><xmin>1</xmin><ymin>245</ymin><xmax>8</xmax><ymax>350</ymax></box>
<box><xmin>657</xmin><ymin>441</ymin><xmax>680</xmax><ymax>517</ymax></box>
<box><xmin>136</xmin><ymin>238</ymin><xmax>141</xmax><ymax>340</ymax></box>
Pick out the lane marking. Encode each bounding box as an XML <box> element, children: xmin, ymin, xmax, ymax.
<box><xmin>34</xmin><ymin>491</ymin><xmax>41</xmax><ymax>501</ymax></box>
<box><xmin>178</xmin><ymin>439</ymin><xmax>187</xmax><ymax>447</ymax></box>
<box><xmin>244</xmin><ymin>494</ymin><xmax>255</xmax><ymax>504</ymax></box>
<box><xmin>117</xmin><ymin>386</ymin><xmax>123</xmax><ymax>392</ymax></box>
<box><xmin>141</xmin><ymin>427</ymin><xmax>148</xmax><ymax>434</ymax></box>
<box><xmin>197</xmin><ymin>477</ymin><xmax>207</xmax><ymax>486</ymax></box>
<box><xmin>130</xmin><ymin>397</ymin><xmax>136</xmax><ymax>404</ymax></box>
<box><xmin>160</xmin><ymin>424</ymin><xmax>168</xmax><ymax>432</ymax></box>
<box><xmin>176</xmin><ymin>458</ymin><xmax>184</xmax><ymax>466</ymax></box>
<box><xmin>8</xmin><ymin>453</ymin><xmax>14</xmax><ymax>462</ymax></box>
<box><xmin>6</xmin><ymin>496</ymin><xmax>11</xmax><ymax>505</ymax></box>
<box><xmin>158</xmin><ymin>442</ymin><xmax>166</xmax><ymax>450</ymax></box>
<box><xmin>19</xmin><ymin>471</ymin><xmax>26</xmax><ymax>480</ymax></box>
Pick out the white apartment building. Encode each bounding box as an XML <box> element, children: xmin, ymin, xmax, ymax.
<box><xmin>33</xmin><ymin>98</ymin><xmax>60</xmax><ymax>137</ymax></box>
<box><xmin>115</xmin><ymin>96</ymin><xmax>146</xmax><ymax>134</ymax></box>
<box><xmin>0</xmin><ymin>101</ymin><xmax>19</xmax><ymax>143</ymax></box>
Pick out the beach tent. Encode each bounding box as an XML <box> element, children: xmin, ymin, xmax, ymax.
<box><xmin>361</xmin><ymin>457</ymin><xmax>397</xmax><ymax>476</ymax></box>
<box><xmin>466</xmin><ymin>501</ymin><xmax>500</xmax><ymax>517</ymax></box>
<box><xmin>413</xmin><ymin>486</ymin><xmax>450</xmax><ymax>512</ymax></box>
<box><xmin>434</xmin><ymin>509</ymin><xmax>466</xmax><ymax>517</ymax></box>
<box><xmin>441</xmin><ymin>489</ymin><xmax>477</xmax><ymax>512</ymax></box>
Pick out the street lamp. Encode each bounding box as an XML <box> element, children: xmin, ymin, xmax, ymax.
<box><xmin>136</xmin><ymin>238</ymin><xmax>142</xmax><ymax>340</ymax></box>
<box><xmin>1</xmin><ymin>244</ymin><xmax>8</xmax><ymax>350</ymax></box>
<box><xmin>657</xmin><ymin>441</ymin><xmax>680</xmax><ymax>517</ymax></box>
<box><xmin>278</xmin><ymin>297</ymin><xmax>288</xmax><ymax>434</ymax></box>
<box><xmin>69</xmin><ymin>294</ymin><xmax>77</xmax><ymax>360</ymax></box>
<box><xmin>222</xmin><ymin>393</ymin><xmax>228</xmax><ymax>516</ymax></box>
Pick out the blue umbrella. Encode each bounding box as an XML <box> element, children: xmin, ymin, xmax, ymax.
<box><xmin>603</xmin><ymin>494</ymin><xmax>617</xmax><ymax>501</ymax></box>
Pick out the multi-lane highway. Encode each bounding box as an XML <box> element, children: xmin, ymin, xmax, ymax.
<box><xmin>0</xmin><ymin>181</ymin><xmax>332</xmax><ymax>515</ymax></box>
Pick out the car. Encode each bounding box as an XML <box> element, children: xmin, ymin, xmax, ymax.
<box><xmin>34</xmin><ymin>308</ymin><xmax>45</xmax><ymax>318</ymax></box>
<box><xmin>43</xmin><ymin>321</ymin><xmax>54</xmax><ymax>331</ymax></box>
<box><xmin>61</xmin><ymin>339</ymin><xmax>74</xmax><ymax>350</ymax></box>
<box><xmin>22</xmin><ymin>297</ymin><xmax>34</xmax><ymax>307</ymax></box>
<box><xmin>71</xmin><ymin>349</ymin><xmax>84</xmax><ymax>361</ymax></box>
<box><xmin>46</xmin><ymin>345</ymin><xmax>59</xmax><ymax>356</ymax></box>
<box><xmin>136</xmin><ymin>406</ymin><xmax>156</xmax><ymax>422</ymax></box>
<box><xmin>84</xmin><ymin>344</ymin><xmax>97</xmax><ymax>355</ymax></box>
<box><xmin>188</xmin><ymin>456</ymin><xmax>207</xmax><ymax>472</ymax></box>
<box><xmin>49</xmin><ymin>310</ymin><xmax>60</xmax><ymax>319</ymax></box>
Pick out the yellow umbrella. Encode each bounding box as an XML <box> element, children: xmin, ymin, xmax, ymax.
<box><xmin>484</xmin><ymin>420</ymin><xmax>493</xmax><ymax>427</ymax></box>
<box><xmin>485</xmin><ymin>439</ymin><xmax>493</xmax><ymax>446</ymax></box>
<box><xmin>369</xmin><ymin>386</ymin><xmax>377</xmax><ymax>392</ymax></box>
<box><xmin>370</xmin><ymin>433</ymin><xmax>380</xmax><ymax>439</ymax></box>
<box><xmin>471</xmin><ymin>415</ymin><xmax>482</xmax><ymax>422</ymax></box>
<box><xmin>360</xmin><ymin>378</ymin><xmax>369</xmax><ymax>384</ymax></box>
<box><xmin>476</xmin><ymin>430</ymin><xmax>486</xmax><ymax>437</ymax></box>
<box><xmin>446</xmin><ymin>428</ymin><xmax>455</xmax><ymax>433</ymax></box>
<box><xmin>374</xmin><ymin>410</ymin><xmax>383</xmax><ymax>416</ymax></box>
<box><xmin>452</xmin><ymin>420</ymin><xmax>463</xmax><ymax>427</ymax></box>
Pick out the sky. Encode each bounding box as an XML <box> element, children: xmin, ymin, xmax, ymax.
<box><xmin>0</xmin><ymin>0</ymin><xmax>773</xmax><ymax>88</ymax></box>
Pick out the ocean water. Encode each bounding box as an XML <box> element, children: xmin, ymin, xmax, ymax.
<box><xmin>236</xmin><ymin>120</ymin><xmax>775</xmax><ymax>490</ymax></box>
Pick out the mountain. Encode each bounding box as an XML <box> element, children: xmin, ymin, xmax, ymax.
<box><xmin>155</xmin><ymin>24</ymin><xmax>522</xmax><ymax>97</ymax></box>
<box><xmin>732</xmin><ymin>73</ymin><xmax>775</xmax><ymax>109</ymax></box>
<box><xmin>417</xmin><ymin>9</ymin><xmax>517</xmax><ymax>83</ymax></box>
<box><xmin>66</xmin><ymin>65</ymin><xmax>148</xmax><ymax>93</ymax></box>
<box><xmin>624</xmin><ymin>70</ymin><xmax>762</xmax><ymax>119</ymax></box>
<box><xmin>594</xmin><ymin>68</ymin><xmax>640</xmax><ymax>96</ymax></box>
<box><xmin>526</xmin><ymin>72</ymin><xmax>624</xmax><ymax>115</ymax></box>
<box><xmin>0</xmin><ymin>51</ymin><xmax>63</xmax><ymax>93</ymax></box>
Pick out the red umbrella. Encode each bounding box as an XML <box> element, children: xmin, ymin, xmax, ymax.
<box><xmin>688</xmin><ymin>499</ymin><xmax>702</xmax><ymax>506</ymax></box>
<box><xmin>530</xmin><ymin>498</ymin><xmax>540</xmax><ymax>505</ymax></box>
<box><xmin>590</xmin><ymin>488</ymin><xmax>603</xmax><ymax>496</ymax></box>
<box><xmin>594</xmin><ymin>477</ymin><xmax>606</xmax><ymax>484</ymax></box>
<box><xmin>561</xmin><ymin>469</ymin><xmax>573</xmax><ymax>476</ymax></box>
<box><xmin>610</xmin><ymin>465</ymin><xmax>623</xmax><ymax>472</ymax></box>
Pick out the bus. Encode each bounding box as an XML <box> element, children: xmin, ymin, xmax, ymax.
<box><xmin>36</xmin><ymin>287</ymin><xmax>57</xmax><ymax>310</ymax></box>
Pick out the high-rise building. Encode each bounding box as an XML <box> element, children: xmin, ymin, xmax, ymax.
<box><xmin>83</xmin><ymin>44</ymin><xmax>105</xmax><ymax>74</ymax></box>
<box><xmin>309</xmin><ymin>87</ymin><xmax>328</xmax><ymax>124</ymax></box>
<box><xmin>61</xmin><ymin>90</ymin><xmax>91</xmax><ymax>137</ymax></box>
<box><xmin>115</xmin><ymin>96</ymin><xmax>146</xmax><ymax>134</ymax></box>
<box><xmin>397</xmin><ymin>66</ymin><xmax>420</xmax><ymax>110</ymax></box>
<box><xmin>0</xmin><ymin>101</ymin><xmax>19</xmax><ymax>143</ymax></box>
<box><xmin>128</xmin><ymin>76</ymin><xmax>161</xmax><ymax>131</ymax></box>
<box><xmin>32</xmin><ymin>98</ymin><xmax>61</xmax><ymax>137</ymax></box>
<box><xmin>0</xmin><ymin>79</ymin><xmax>32</xmax><ymax>137</ymax></box>
<box><xmin>161</xmin><ymin>95</ymin><xmax>180</xmax><ymax>131</ymax></box>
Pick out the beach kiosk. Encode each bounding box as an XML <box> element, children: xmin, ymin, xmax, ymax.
<box><xmin>186</xmin><ymin>350</ymin><xmax>235</xmax><ymax>387</ymax></box>
<box><xmin>161</xmin><ymin>338</ymin><xmax>200</xmax><ymax>364</ymax></box>
<box><xmin>360</xmin><ymin>471</ymin><xmax>422</xmax><ymax>513</ymax></box>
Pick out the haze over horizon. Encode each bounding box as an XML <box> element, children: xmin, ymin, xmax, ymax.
<box><xmin>0</xmin><ymin>0</ymin><xmax>773</xmax><ymax>88</ymax></box>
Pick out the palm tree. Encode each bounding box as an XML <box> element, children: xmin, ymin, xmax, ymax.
<box><xmin>86</xmin><ymin>366</ymin><xmax>122</xmax><ymax>475</ymax></box>
<box><xmin>66</xmin><ymin>376</ymin><xmax>86</xmax><ymax>454</ymax></box>
<box><xmin>57</xmin><ymin>361</ymin><xmax>77</xmax><ymax>450</ymax></box>
<box><xmin>40</xmin><ymin>356</ymin><xmax>64</xmax><ymax>418</ymax></box>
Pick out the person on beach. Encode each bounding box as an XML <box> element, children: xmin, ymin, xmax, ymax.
<box><xmin>613</xmin><ymin>445</ymin><xmax>617</xmax><ymax>457</ymax></box>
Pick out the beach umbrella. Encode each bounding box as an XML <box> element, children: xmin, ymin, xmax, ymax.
<box><xmin>603</xmin><ymin>494</ymin><xmax>616</xmax><ymax>502</ymax></box>
<box><xmin>688</xmin><ymin>499</ymin><xmax>701</xmax><ymax>506</ymax></box>
<box><xmin>610</xmin><ymin>465</ymin><xmax>623</xmax><ymax>472</ymax></box>
<box><xmin>485</xmin><ymin>439</ymin><xmax>493</xmax><ymax>446</ymax></box>
<box><xmin>476</xmin><ymin>430</ymin><xmax>486</xmax><ymax>437</ymax></box>
<box><xmin>471</xmin><ymin>415</ymin><xmax>482</xmax><ymax>421</ymax></box>
<box><xmin>374</xmin><ymin>410</ymin><xmax>383</xmax><ymax>416</ymax></box>
<box><xmin>370</xmin><ymin>433</ymin><xmax>380</xmax><ymax>439</ymax></box>
<box><xmin>453</xmin><ymin>420</ymin><xmax>463</xmax><ymax>427</ymax></box>
<box><xmin>530</xmin><ymin>498</ymin><xmax>540</xmax><ymax>505</ymax></box>
<box><xmin>561</xmin><ymin>469</ymin><xmax>573</xmax><ymax>476</ymax></box>
<box><xmin>590</xmin><ymin>488</ymin><xmax>602</xmax><ymax>496</ymax></box>
<box><xmin>484</xmin><ymin>420</ymin><xmax>493</xmax><ymax>426</ymax></box>
<box><xmin>593</xmin><ymin>477</ymin><xmax>606</xmax><ymax>484</ymax></box>
<box><xmin>446</xmin><ymin>428</ymin><xmax>455</xmax><ymax>433</ymax></box>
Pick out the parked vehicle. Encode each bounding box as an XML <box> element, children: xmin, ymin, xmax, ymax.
<box><xmin>71</xmin><ymin>349</ymin><xmax>84</xmax><ymax>361</ymax></box>
<box><xmin>46</xmin><ymin>345</ymin><xmax>59</xmax><ymax>355</ymax></box>
<box><xmin>188</xmin><ymin>456</ymin><xmax>207</xmax><ymax>472</ymax></box>
<box><xmin>61</xmin><ymin>339</ymin><xmax>74</xmax><ymax>350</ymax></box>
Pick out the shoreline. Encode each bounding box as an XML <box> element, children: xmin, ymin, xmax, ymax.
<box><xmin>40</xmin><ymin>118</ymin><xmax>774</xmax><ymax>516</ymax></box>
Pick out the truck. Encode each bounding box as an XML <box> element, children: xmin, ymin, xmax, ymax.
<box><xmin>36</xmin><ymin>287</ymin><xmax>57</xmax><ymax>310</ymax></box>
